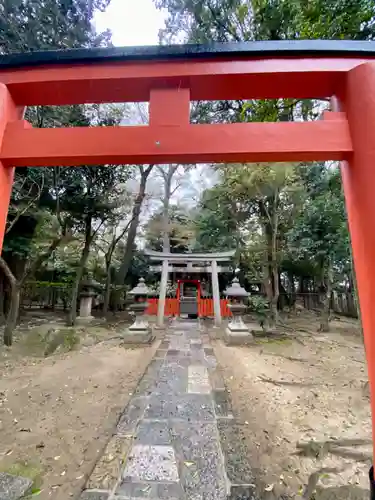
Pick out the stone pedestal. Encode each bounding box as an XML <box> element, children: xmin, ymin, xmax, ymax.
<box><xmin>223</xmin><ymin>304</ymin><xmax>253</xmax><ymax>346</ymax></box>
<box><xmin>123</xmin><ymin>304</ymin><xmax>153</xmax><ymax>344</ymax></box>
<box><xmin>76</xmin><ymin>293</ymin><xmax>94</xmax><ymax>324</ymax></box>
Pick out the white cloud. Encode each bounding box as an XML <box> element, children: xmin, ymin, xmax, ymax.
<box><xmin>94</xmin><ymin>0</ymin><xmax>166</xmax><ymax>47</ymax></box>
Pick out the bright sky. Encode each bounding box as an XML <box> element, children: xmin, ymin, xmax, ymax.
<box><xmin>94</xmin><ymin>0</ymin><xmax>165</xmax><ymax>47</ymax></box>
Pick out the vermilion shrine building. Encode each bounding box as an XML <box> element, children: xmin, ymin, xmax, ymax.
<box><xmin>1</xmin><ymin>40</ymin><xmax>375</xmax><ymax>464</ymax></box>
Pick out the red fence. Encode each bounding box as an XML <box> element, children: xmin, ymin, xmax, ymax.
<box><xmin>146</xmin><ymin>298</ymin><xmax>231</xmax><ymax>317</ymax></box>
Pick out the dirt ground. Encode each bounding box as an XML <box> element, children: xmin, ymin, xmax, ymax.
<box><xmin>0</xmin><ymin>312</ymin><xmax>156</xmax><ymax>499</ymax></box>
<box><xmin>214</xmin><ymin>313</ymin><xmax>371</xmax><ymax>499</ymax></box>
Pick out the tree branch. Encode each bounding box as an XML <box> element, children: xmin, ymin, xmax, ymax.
<box><xmin>6</xmin><ymin>174</ymin><xmax>45</xmax><ymax>234</ymax></box>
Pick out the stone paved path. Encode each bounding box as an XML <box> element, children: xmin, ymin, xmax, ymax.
<box><xmin>81</xmin><ymin>320</ymin><xmax>256</xmax><ymax>500</ymax></box>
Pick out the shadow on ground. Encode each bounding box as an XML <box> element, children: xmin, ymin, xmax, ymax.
<box><xmin>315</xmin><ymin>485</ymin><xmax>368</xmax><ymax>499</ymax></box>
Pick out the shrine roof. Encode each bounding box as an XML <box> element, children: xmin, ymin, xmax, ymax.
<box><xmin>1</xmin><ymin>40</ymin><xmax>375</xmax><ymax>69</ymax></box>
<box><xmin>144</xmin><ymin>249</ymin><xmax>235</xmax><ymax>263</ymax></box>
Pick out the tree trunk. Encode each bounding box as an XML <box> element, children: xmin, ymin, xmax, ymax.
<box><xmin>270</xmin><ymin>260</ymin><xmax>279</xmax><ymax>324</ymax></box>
<box><xmin>68</xmin><ymin>219</ymin><xmax>92</xmax><ymax>326</ymax></box>
<box><xmin>19</xmin><ymin>236</ymin><xmax>63</xmax><ymax>288</ymax></box>
<box><xmin>270</xmin><ymin>191</ymin><xmax>280</xmax><ymax>323</ymax></box>
<box><xmin>103</xmin><ymin>261</ymin><xmax>111</xmax><ymax>315</ymax></box>
<box><xmin>116</xmin><ymin>165</ymin><xmax>153</xmax><ymax>287</ymax></box>
<box><xmin>260</xmin><ymin>212</ymin><xmax>274</xmax><ymax>330</ymax></box>
<box><xmin>287</xmin><ymin>271</ymin><xmax>296</xmax><ymax>311</ymax></box>
<box><xmin>319</xmin><ymin>264</ymin><xmax>333</xmax><ymax>332</ymax></box>
<box><xmin>0</xmin><ymin>257</ymin><xmax>18</xmax><ymax>346</ymax></box>
<box><xmin>4</xmin><ymin>285</ymin><xmax>20</xmax><ymax>346</ymax></box>
<box><xmin>0</xmin><ymin>278</ymin><xmax>5</xmax><ymax>325</ymax></box>
<box><xmin>162</xmin><ymin>167</ymin><xmax>174</xmax><ymax>253</ymax></box>
<box><xmin>0</xmin><ymin>235</ymin><xmax>65</xmax><ymax>344</ymax></box>
<box><xmin>259</xmin><ymin>197</ymin><xmax>280</xmax><ymax>330</ymax></box>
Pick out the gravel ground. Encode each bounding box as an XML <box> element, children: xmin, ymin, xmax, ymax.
<box><xmin>213</xmin><ymin>314</ymin><xmax>371</xmax><ymax>499</ymax></box>
<box><xmin>0</xmin><ymin>329</ymin><xmax>155</xmax><ymax>500</ymax></box>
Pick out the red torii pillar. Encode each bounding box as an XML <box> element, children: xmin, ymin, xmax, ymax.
<box><xmin>339</xmin><ymin>64</ymin><xmax>375</xmax><ymax>490</ymax></box>
<box><xmin>0</xmin><ymin>84</ymin><xmax>24</xmax><ymax>250</ymax></box>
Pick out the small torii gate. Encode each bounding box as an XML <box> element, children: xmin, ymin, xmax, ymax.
<box><xmin>1</xmin><ymin>40</ymin><xmax>375</xmax><ymax>473</ymax></box>
<box><xmin>144</xmin><ymin>249</ymin><xmax>235</xmax><ymax>326</ymax></box>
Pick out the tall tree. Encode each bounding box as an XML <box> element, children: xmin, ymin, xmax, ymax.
<box><xmin>193</xmin><ymin>185</ymin><xmax>241</xmax><ymax>252</ymax></box>
<box><xmin>145</xmin><ymin>205</ymin><xmax>194</xmax><ymax>253</ymax></box>
<box><xmin>288</xmin><ymin>163</ymin><xmax>350</xmax><ymax>331</ymax></box>
<box><xmin>0</xmin><ymin>0</ymin><xmax>114</xmax><ymax>342</ymax></box>
<box><xmin>115</xmin><ymin>165</ymin><xmax>154</xmax><ymax>287</ymax></box>
<box><xmin>55</xmin><ymin>161</ymin><xmax>131</xmax><ymax>326</ymax></box>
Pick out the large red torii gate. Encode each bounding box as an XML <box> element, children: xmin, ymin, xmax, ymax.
<box><xmin>1</xmin><ymin>39</ymin><xmax>375</xmax><ymax>483</ymax></box>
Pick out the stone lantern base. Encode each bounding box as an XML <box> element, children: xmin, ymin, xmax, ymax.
<box><xmin>223</xmin><ymin>279</ymin><xmax>254</xmax><ymax>345</ymax></box>
<box><xmin>223</xmin><ymin>326</ymin><xmax>254</xmax><ymax>346</ymax></box>
<box><xmin>123</xmin><ymin>302</ymin><xmax>153</xmax><ymax>344</ymax></box>
<box><xmin>223</xmin><ymin>311</ymin><xmax>254</xmax><ymax>346</ymax></box>
<box><xmin>123</xmin><ymin>320</ymin><xmax>153</xmax><ymax>344</ymax></box>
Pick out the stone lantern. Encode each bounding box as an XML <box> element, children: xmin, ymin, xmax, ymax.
<box><xmin>76</xmin><ymin>276</ymin><xmax>101</xmax><ymax>324</ymax></box>
<box><xmin>124</xmin><ymin>278</ymin><xmax>153</xmax><ymax>344</ymax></box>
<box><xmin>223</xmin><ymin>278</ymin><xmax>253</xmax><ymax>345</ymax></box>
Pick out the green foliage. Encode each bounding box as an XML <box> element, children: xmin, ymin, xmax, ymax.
<box><xmin>155</xmin><ymin>0</ymin><xmax>375</xmax><ymax>43</ymax></box>
<box><xmin>145</xmin><ymin>205</ymin><xmax>194</xmax><ymax>253</ymax></box>
<box><xmin>25</xmin><ymin>281</ymin><xmax>72</xmax><ymax>287</ymax></box>
<box><xmin>0</xmin><ymin>0</ymin><xmax>112</xmax><ymax>54</ymax></box>
<box><xmin>287</xmin><ymin>163</ymin><xmax>350</xmax><ymax>286</ymax></box>
<box><xmin>253</xmin><ymin>0</ymin><xmax>375</xmax><ymax>41</ymax></box>
<box><xmin>193</xmin><ymin>185</ymin><xmax>241</xmax><ymax>252</ymax></box>
<box><xmin>248</xmin><ymin>294</ymin><xmax>269</xmax><ymax>324</ymax></box>
<box><xmin>1</xmin><ymin>0</ymin><xmax>116</xmax><ymax>286</ymax></box>
<box><xmin>43</xmin><ymin>328</ymin><xmax>80</xmax><ymax>356</ymax></box>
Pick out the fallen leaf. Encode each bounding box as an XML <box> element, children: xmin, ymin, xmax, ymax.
<box><xmin>184</xmin><ymin>461</ymin><xmax>195</xmax><ymax>467</ymax></box>
<box><xmin>54</xmin><ymin>456</ymin><xmax>61</xmax><ymax>461</ymax></box>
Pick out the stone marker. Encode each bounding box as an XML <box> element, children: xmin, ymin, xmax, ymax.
<box><xmin>223</xmin><ymin>278</ymin><xmax>253</xmax><ymax>345</ymax></box>
<box><xmin>0</xmin><ymin>472</ymin><xmax>32</xmax><ymax>500</ymax></box>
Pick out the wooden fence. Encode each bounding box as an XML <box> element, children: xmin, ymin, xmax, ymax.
<box><xmin>289</xmin><ymin>291</ymin><xmax>358</xmax><ymax>318</ymax></box>
<box><xmin>18</xmin><ymin>283</ymin><xmax>358</xmax><ymax>319</ymax></box>
<box><xmin>146</xmin><ymin>298</ymin><xmax>232</xmax><ymax>317</ymax></box>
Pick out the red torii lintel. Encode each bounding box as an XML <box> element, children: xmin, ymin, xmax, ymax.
<box><xmin>1</xmin><ymin>41</ymin><xmax>375</xmax><ymax>479</ymax></box>
<box><xmin>0</xmin><ymin>116</ymin><xmax>352</xmax><ymax>167</ymax></box>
